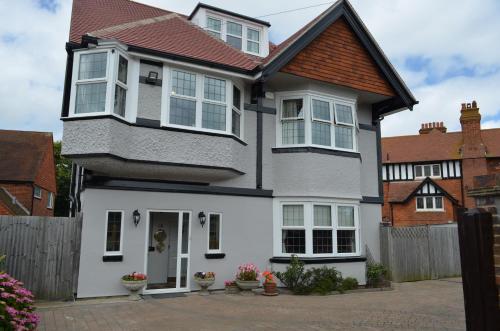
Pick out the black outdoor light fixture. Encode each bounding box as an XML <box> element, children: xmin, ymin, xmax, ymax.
<box><xmin>146</xmin><ymin>71</ymin><xmax>159</xmax><ymax>84</ymax></box>
<box><xmin>198</xmin><ymin>211</ymin><xmax>207</xmax><ymax>227</ymax></box>
<box><xmin>133</xmin><ymin>209</ymin><xmax>141</xmax><ymax>227</ymax></box>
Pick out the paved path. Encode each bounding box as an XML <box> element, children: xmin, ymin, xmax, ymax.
<box><xmin>37</xmin><ymin>279</ymin><xmax>465</xmax><ymax>330</ymax></box>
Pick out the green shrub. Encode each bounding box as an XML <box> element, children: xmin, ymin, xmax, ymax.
<box><xmin>274</xmin><ymin>256</ymin><xmax>312</xmax><ymax>294</ymax></box>
<box><xmin>340</xmin><ymin>277</ymin><xmax>359</xmax><ymax>291</ymax></box>
<box><xmin>366</xmin><ymin>263</ymin><xmax>388</xmax><ymax>287</ymax></box>
<box><xmin>0</xmin><ymin>255</ymin><xmax>5</xmax><ymax>273</ymax></box>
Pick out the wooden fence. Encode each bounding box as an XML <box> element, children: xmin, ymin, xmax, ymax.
<box><xmin>380</xmin><ymin>223</ymin><xmax>461</xmax><ymax>282</ymax></box>
<box><xmin>0</xmin><ymin>215</ymin><xmax>82</xmax><ymax>300</ymax></box>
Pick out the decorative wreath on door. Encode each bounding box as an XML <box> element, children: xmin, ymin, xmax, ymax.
<box><xmin>154</xmin><ymin>228</ymin><xmax>167</xmax><ymax>253</ymax></box>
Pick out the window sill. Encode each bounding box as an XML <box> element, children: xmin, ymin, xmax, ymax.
<box><xmin>270</xmin><ymin>256</ymin><xmax>366</xmax><ymax>264</ymax></box>
<box><xmin>205</xmin><ymin>253</ymin><xmax>226</xmax><ymax>259</ymax></box>
<box><xmin>102</xmin><ymin>255</ymin><xmax>123</xmax><ymax>262</ymax></box>
<box><xmin>416</xmin><ymin>210</ymin><xmax>445</xmax><ymax>213</ymax></box>
<box><xmin>272</xmin><ymin>147</ymin><xmax>361</xmax><ymax>159</ymax></box>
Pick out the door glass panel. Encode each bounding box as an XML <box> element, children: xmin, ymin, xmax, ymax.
<box><xmin>181</xmin><ymin>212</ymin><xmax>189</xmax><ymax>254</ymax></box>
<box><xmin>180</xmin><ymin>257</ymin><xmax>188</xmax><ymax>288</ymax></box>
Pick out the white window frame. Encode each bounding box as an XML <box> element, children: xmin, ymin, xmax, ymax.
<box><xmin>47</xmin><ymin>192</ymin><xmax>54</xmax><ymax>209</ymax></box>
<box><xmin>416</xmin><ymin>196</ymin><xmax>445</xmax><ymax>212</ymax></box>
<box><xmin>276</xmin><ymin>91</ymin><xmax>358</xmax><ymax>152</ymax></box>
<box><xmin>414</xmin><ymin>164</ymin><xmax>441</xmax><ymax>179</ymax></box>
<box><xmin>207</xmin><ymin>212</ymin><xmax>222</xmax><ymax>253</ymax></box>
<box><xmin>104</xmin><ymin>210</ymin><xmax>124</xmax><ymax>256</ymax></box>
<box><xmin>276</xmin><ymin>200</ymin><xmax>360</xmax><ymax>258</ymax></box>
<box><xmin>206</xmin><ymin>16</ymin><xmax>222</xmax><ymax>38</ymax></box>
<box><xmin>226</xmin><ymin>21</ymin><xmax>243</xmax><ymax>50</ymax></box>
<box><xmin>33</xmin><ymin>186</ymin><xmax>42</xmax><ymax>199</ymax></box>
<box><xmin>69</xmin><ymin>47</ymin><xmax>130</xmax><ymax>120</ymax></box>
<box><xmin>231</xmin><ymin>83</ymin><xmax>243</xmax><ymax>138</ymax></box>
<box><xmin>164</xmin><ymin>67</ymin><xmax>237</xmax><ymax>137</ymax></box>
<box><xmin>280</xmin><ymin>96</ymin><xmax>306</xmax><ymax>146</ymax></box>
<box><xmin>246</xmin><ymin>27</ymin><xmax>260</xmax><ymax>55</ymax></box>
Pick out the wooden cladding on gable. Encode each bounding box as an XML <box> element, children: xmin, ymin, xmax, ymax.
<box><xmin>280</xmin><ymin>18</ymin><xmax>395</xmax><ymax>97</ymax></box>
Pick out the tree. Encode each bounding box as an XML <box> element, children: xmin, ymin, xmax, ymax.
<box><xmin>53</xmin><ymin>141</ymin><xmax>72</xmax><ymax>216</ymax></box>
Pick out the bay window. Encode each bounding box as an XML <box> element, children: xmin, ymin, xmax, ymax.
<box><xmin>278</xmin><ymin>93</ymin><xmax>357</xmax><ymax>152</ymax></box>
<box><xmin>170</xmin><ymin>70</ymin><xmax>197</xmax><ymax>127</ymax></box>
<box><xmin>203</xmin><ymin>77</ymin><xmax>226</xmax><ymax>130</ymax></box>
<box><xmin>232</xmin><ymin>85</ymin><xmax>242</xmax><ymax>137</ymax></box>
<box><xmin>279</xmin><ymin>201</ymin><xmax>359</xmax><ymax>257</ymax></box>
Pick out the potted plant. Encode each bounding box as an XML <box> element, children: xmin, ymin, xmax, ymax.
<box><xmin>121</xmin><ymin>272</ymin><xmax>147</xmax><ymax>301</ymax></box>
<box><xmin>193</xmin><ymin>271</ymin><xmax>215</xmax><ymax>296</ymax></box>
<box><xmin>224</xmin><ymin>280</ymin><xmax>240</xmax><ymax>294</ymax></box>
<box><xmin>261</xmin><ymin>270</ymin><xmax>278</xmax><ymax>296</ymax></box>
<box><xmin>235</xmin><ymin>263</ymin><xmax>260</xmax><ymax>293</ymax></box>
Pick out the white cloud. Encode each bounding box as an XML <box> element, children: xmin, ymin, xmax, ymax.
<box><xmin>0</xmin><ymin>0</ymin><xmax>499</xmax><ymax>140</ymax></box>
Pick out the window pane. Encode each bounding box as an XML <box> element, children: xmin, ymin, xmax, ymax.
<box><xmin>232</xmin><ymin>109</ymin><xmax>241</xmax><ymax>137</ymax></box>
<box><xmin>424</xmin><ymin>165</ymin><xmax>431</xmax><ymax>177</ymax></box>
<box><xmin>114</xmin><ymin>85</ymin><xmax>126</xmax><ymax>117</ymax></box>
<box><xmin>335</xmin><ymin>104</ymin><xmax>353</xmax><ymax>124</ymax></box>
<box><xmin>337</xmin><ymin>230</ymin><xmax>356</xmax><ymax>253</ymax></box>
<box><xmin>180</xmin><ymin>258</ymin><xmax>188</xmax><ymax>288</ymax></box>
<box><xmin>209</xmin><ymin>214</ymin><xmax>220</xmax><ymax>251</ymax></box>
<box><xmin>207</xmin><ymin>17</ymin><xmax>221</xmax><ymax>32</ymax></box>
<box><xmin>34</xmin><ymin>186</ymin><xmax>41</xmax><ymax>198</ymax></box>
<box><xmin>208</xmin><ymin>30</ymin><xmax>221</xmax><ymax>39</ymax></box>
<box><xmin>202</xmin><ymin>102</ymin><xmax>226</xmax><ymax>130</ymax></box>
<box><xmin>338</xmin><ymin>206</ymin><xmax>354</xmax><ymax>227</ymax></box>
<box><xmin>233</xmin><ymin>85</ymin><xmax>241</xmax><ymax>110</ymax></box>
<box><xmin>415</xmin><ymin>165</ymin><xmax>423</xmax><ymax>177</ymax></box>
<box><xmin>432</xmin><ymin>164</ymin><xmax>441</xmax><ymax>176</ymax></box>
<box><xmin>282</xmin><ymin>99</ymin><xmax>303</xmax><ymax>118</ymax></box>
<box><xmin>247</xmin><ymin>28</ymin><xmax>260</xmax><ymax>41</ymax></box>
<box><xmin>426</xmin><ymin>197</ymin><xmax>434</xmax><ymax>209</ymax></box>
<box><xmin>417</xmin><ymin>197</ymin><xmax>424</xmax><ymax>209</ymax></box>
<box><xmin>79</xmin><ymin>52</ymin><xmax>107</xmax><ymax>80</ymax></box>
<box><xmin>181</xmin><ymin>213</ymin><xmax>189</xmax><ymax>254</ymax></box>
<box><xmin>335</xmin><ymin>126</ymin><xmax>353</xmax><ymax>149</ymax></box>
<box><xmin>227</xmin><ymin>22</ymin><xmax>242</xmax><ymax>36</ymax></box>
<box><xmin>282</xmin><ymin>229</ymin><xmax>305</xmax><ymax>254</ymax></box>
<box><xmin>204</xmin><ymin>77</ymin><xmax>226</xmax><ymax>102</ymax></box>
<box><xmin>172</xmin><ymin>70</ymin><xmax>196</xmax><ymax>97</ymax></box>
<box><xmin>75</xmin><ymin>83</ymin><xmax>106</xmax><ymax>113</ymax></box>
<box><xmin>170</xmin><ymin>97</ymin><xmax>196</xmax><ymax>126</ymax></box>
<box><xmin>312</xmin><ymin>122</ymin><xmax>331</xmax><ymax>146</ymax></box>
<box><xmin>312</xmin><ymin>99</ymin><xmax>330</xmax><ymax>121</ymax></box>
<box><xmin>283</xmin><ymin>205</ymin><xmax>304</xmax><ymax>226</ymax></box>
<box><xmin>226</xmin><ymin>35</ymin><xmax>242</xmax><ymax>50</ymax></box>
<box><xmin>282</xmin><ymin>120</ymin><xmax>304</xmax><ymax>144</ymax></box>
<box><xmin>118</xmin><ymin>56</ymin><xmax>128</xmax><ymax>84</ymax></box>
<box><xmin>313</xmin><ymin>230</ymin><xmax>333</xmax><ymax>254</ymax></box>
<box><xmin>314</xmin><ymin>205</ymin><xmax>331</xmax><ymax>226</ymax></box>
<box><xmin>435</xmin><ymin>197</ymin><xmax>443</xmax><ymax>209</ymax></box>
<box><xmin>106</xmin><ymin>212</ymin><xmax>122</xmax><ymax>252</ymax></box>
<box><xmin>247</xmin><ymin>41</ymin><xmax>259</xmax><ymax>53</ymax></box>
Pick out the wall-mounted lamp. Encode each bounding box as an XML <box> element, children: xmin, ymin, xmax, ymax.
<box><xmin>146</xmin><ymin>71</ymin><xmax>159</xmax><ymax>84</ymax></box>
<box><xmin>133</xmin><ymin>209</ymin><xmax>141</xmax><ymax>227</ymax></box>
<box><xmin>198</xmin><ymin>211</ymin><xmax>207</xmax><ymax>227</ymax></box>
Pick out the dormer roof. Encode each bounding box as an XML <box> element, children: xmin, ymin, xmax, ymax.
<box><xmin>188</xmin><ymin>3</ymin><xmax>271</xmax><ymax>27</ymax></box>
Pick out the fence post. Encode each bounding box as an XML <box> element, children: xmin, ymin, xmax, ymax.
<box><xmin>457</xmin><ymin>208</ymin><xmax>498</xmax><ymax>330</ymax></box>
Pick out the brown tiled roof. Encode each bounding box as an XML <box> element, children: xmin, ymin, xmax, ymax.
<box><xmin>0</xmin><ymin>130</ymin><xmax>53</xmax><ymax>183</ymax></box>
<box><xmin>387</xmin><ymin>181</ymin><xmax>422</xmax><ymax>203</ymax></box>
<box><xmin>382</xmin><ymin>128</ymin><xmax>500</xmax><ymax>163</ymax></box>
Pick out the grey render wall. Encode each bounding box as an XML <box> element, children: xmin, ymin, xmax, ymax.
<box><xmin>137</xmin><ymin>63</ymin><xmax>162</xmax><ymax>121</ymax></box>
<box><xmin>360</xmin><ymin>203</ymin><xmax>382</xmax><ymax>262</ymax></box>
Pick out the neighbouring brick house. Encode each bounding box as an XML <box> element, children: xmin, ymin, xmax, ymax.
<box><xmin>381</xmin><ymin>101</ymin><xmax>500</xmax><ymax>226</ymax></box>
<box><xmin>0</xmin><ymin>130</ymin><xmax>57</xmax><ymax>216</ymax></box>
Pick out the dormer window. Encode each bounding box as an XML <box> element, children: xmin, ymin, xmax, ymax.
<box><xmin>206</xmin><ymin>17</ymin><xmax>222</xmax><ymax>38</ymax></box>
<box><xmin>247</xmin><ymin>28</ymin><xmax>260</xmax><ymax>54</ymax></box>
<box><xmin>226</xmin><ymin>21</ymin><xmax>243</xmax><ymax>50</ymax></box>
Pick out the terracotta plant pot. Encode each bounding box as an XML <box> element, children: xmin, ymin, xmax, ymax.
<box><xmin>263</xmin><ymin>282</ymin><xmax>278</xmax><ymax>295</ymax></box>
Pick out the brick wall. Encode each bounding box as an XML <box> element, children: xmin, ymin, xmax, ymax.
<box><xmin>462</xmin><ymin>158</ymin><xmax>489</xmax><ymax>208</ymax></box>
<box><xmin>494</xmin><ymin>212</ymin><xmax>500</xmax><ymax>306</ymax></box>
<box><xmin>0</xmin><ymin>200</ymin><xmax>13</xmax><ymax>215</ymax></box>
<box><xmin>390</xmin><ymin>196</ymin><xmax>455</xmax><ymax>227</ymax></box>
<box><xmin>34</xmin><ymin>141</ymin><xmax>57</xmax><ymax>194</ymax></box>
<box><xmin>280</xmin><ymin>17</ymin><xmax>395</xmax><ymax>97</ymax></box>
<box><xmin>0</xmin><ymin>183</ymin><xmax>33</xmax><ymax>213</ymax></box>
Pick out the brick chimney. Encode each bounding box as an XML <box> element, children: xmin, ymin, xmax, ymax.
<box><xmin>419</xmin><ymin>122</ymin><xmax>447</xmax><ymax>134</ymax></box>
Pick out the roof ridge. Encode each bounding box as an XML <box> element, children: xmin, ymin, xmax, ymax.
<box><xmin>89</xmin><ymin>13</ymin><xmax>179</xmax><ymax>37</ymax></box>
<box><xmin>125</xmin><ymin>0</ymin><xmax>173</xmax><ymax>15</ymax></box>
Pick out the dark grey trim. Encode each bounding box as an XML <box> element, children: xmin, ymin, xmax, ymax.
<box><xmin>361</xmin><ymin>196</ymin><xmax>383</xmax><ymax>204</ymax></box>
<box><xmin>140</xmin><ymin>59</ymin><xmax>163</xmax><ymax>67</ymax></box>
<box><xmin>188</xmin><ymin>3</ymin><xmax>271</xmax><ymax>27</ymax></box>
<box><xmin>359</xmin><ymin>123</ymin><xmax>377</xmax><ymax>131</ymax></box>
<box><xmin>139</xmin><ymin>76</ymin><xmax>162</xmax><ymax>86</ymax></box>
<box><xmin>205</xmin><ymin>253</ymin><xmax>226</xmax><ymax>259</ymax></box>
<box><xmin>61</xmin><ymin>115</ymin><xmax>247</xmax><ymax>146</ymax></box>
<box><xmin>375</xmin><ymin>120</ymin><xmax>383</xmax><ymax>198</ymax></box>
<box><xmin>66</xmin><ymin>152</ymin><xmax>246</xmax><ymax>175</ymax></box>
<box><xmin>244</xmin><ymin>103</ymin><xmax>276</xmax><ymax>115</ymax></box>
<box><xmin>102</xmin><ymin>255</ymin><xmax>123</xmax><ymax>262</ymax></box>
<box><xmin>61</xmin><ymin>43</ymin><xmax>77</xmax><ymax>117</ymax></box>
<box><xmin>256</xmin><ymin>87</ymin><xmax>264</xmax><ymax>189</ymax></box>
<box><xmin>269</xmin><ymin>256</ymin><xmax>367</xmax><ymax>264</ymax></box>
<box><xmin>272</xmin><ymin>147</ymin><xmax>361</xmax><ymax>159</ymax></box>
<box><xmin>84</xmin><ymin>176</ymin><xmax>274</xmax><ymax>198</ymax></box>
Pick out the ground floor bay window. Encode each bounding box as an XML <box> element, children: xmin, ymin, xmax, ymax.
<box><xmin>276</xmin><ymin>201</ymin><xmax>360</xmax><ymax>257</ymax></box>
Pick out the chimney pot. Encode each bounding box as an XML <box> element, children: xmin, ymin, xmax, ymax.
<box><xmin>467</xmin><ymin>103</ymin><xmax>471</xmax><ymax>108</ymax></box>
<box><xmin>421</xmin><ymin>123</ymin><xmax>424</xmax><ymax>129</ymax></box>
<box><xmin>461</xmin><ymin>103</ymin><xmax>466</xmax><ymax>110</ymax></box>
<box><xmin>472</xmin><ymin>100</ymin><xmax>477</xmax><ymax>108</ymax></box>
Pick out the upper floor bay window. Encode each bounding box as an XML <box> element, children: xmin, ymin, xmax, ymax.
<box><xmin>278</xmin><ymin>201</ymin><xmax>360</xmax><ymax>257</ymax></box>
<box><xmin>167</xmin><ymin>68</ymin><xmax>242</xmax><ymax>138</ymax></box>
<box><xmin>205</xmin><ymin>16</ymin><xmax>262</xmax><ymax>55</ymax></box>
<box><xmin>415</xmin><ymin>164</ymin><xmax>441</xmax><ymax>178</ymax></box>
<box><xmin>278</xmin><ymin>93</ymin><xmax>357</xmax><ymax>152</ymax></box>
<box><xmin>71</xmin><ymin>48</ymin><xmax>129</xmax><ymax>118</ymax></box>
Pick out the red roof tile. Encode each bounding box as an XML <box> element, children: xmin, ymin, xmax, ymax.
<box><xmin>387</xmin><ymin>181</ymin><xmax>422</xmax><ymax>203</ymax></box>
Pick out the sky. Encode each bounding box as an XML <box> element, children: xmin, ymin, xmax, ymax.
<box><xmin>0</xmin><ymin>0</ymin><xmax>499</xmax><ymax>140</ymax></box>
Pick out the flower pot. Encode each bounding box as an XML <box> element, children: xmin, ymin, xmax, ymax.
<box><xmin>194</xmin><ymin>278</ymin><xmax>215</xmax><ymax>296</ymax></box>
<box><xmin>263</xmin><ymin>282</ymin><xmax>278</xmax><ymax>295</ymax></box>
<box><xmin>225</xmin><ymin>285</ymin><xmax>240</xmax><ymax>295</ymax></box>
<box><xmin>236</xmin><ymin>280</ymin><xmax>260</xmax><ymax>292</ymax></box>
<box><xmin>121</xmin><ymin>280</ymin><xmax>147</xmax><ymax>301</ymax></box>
